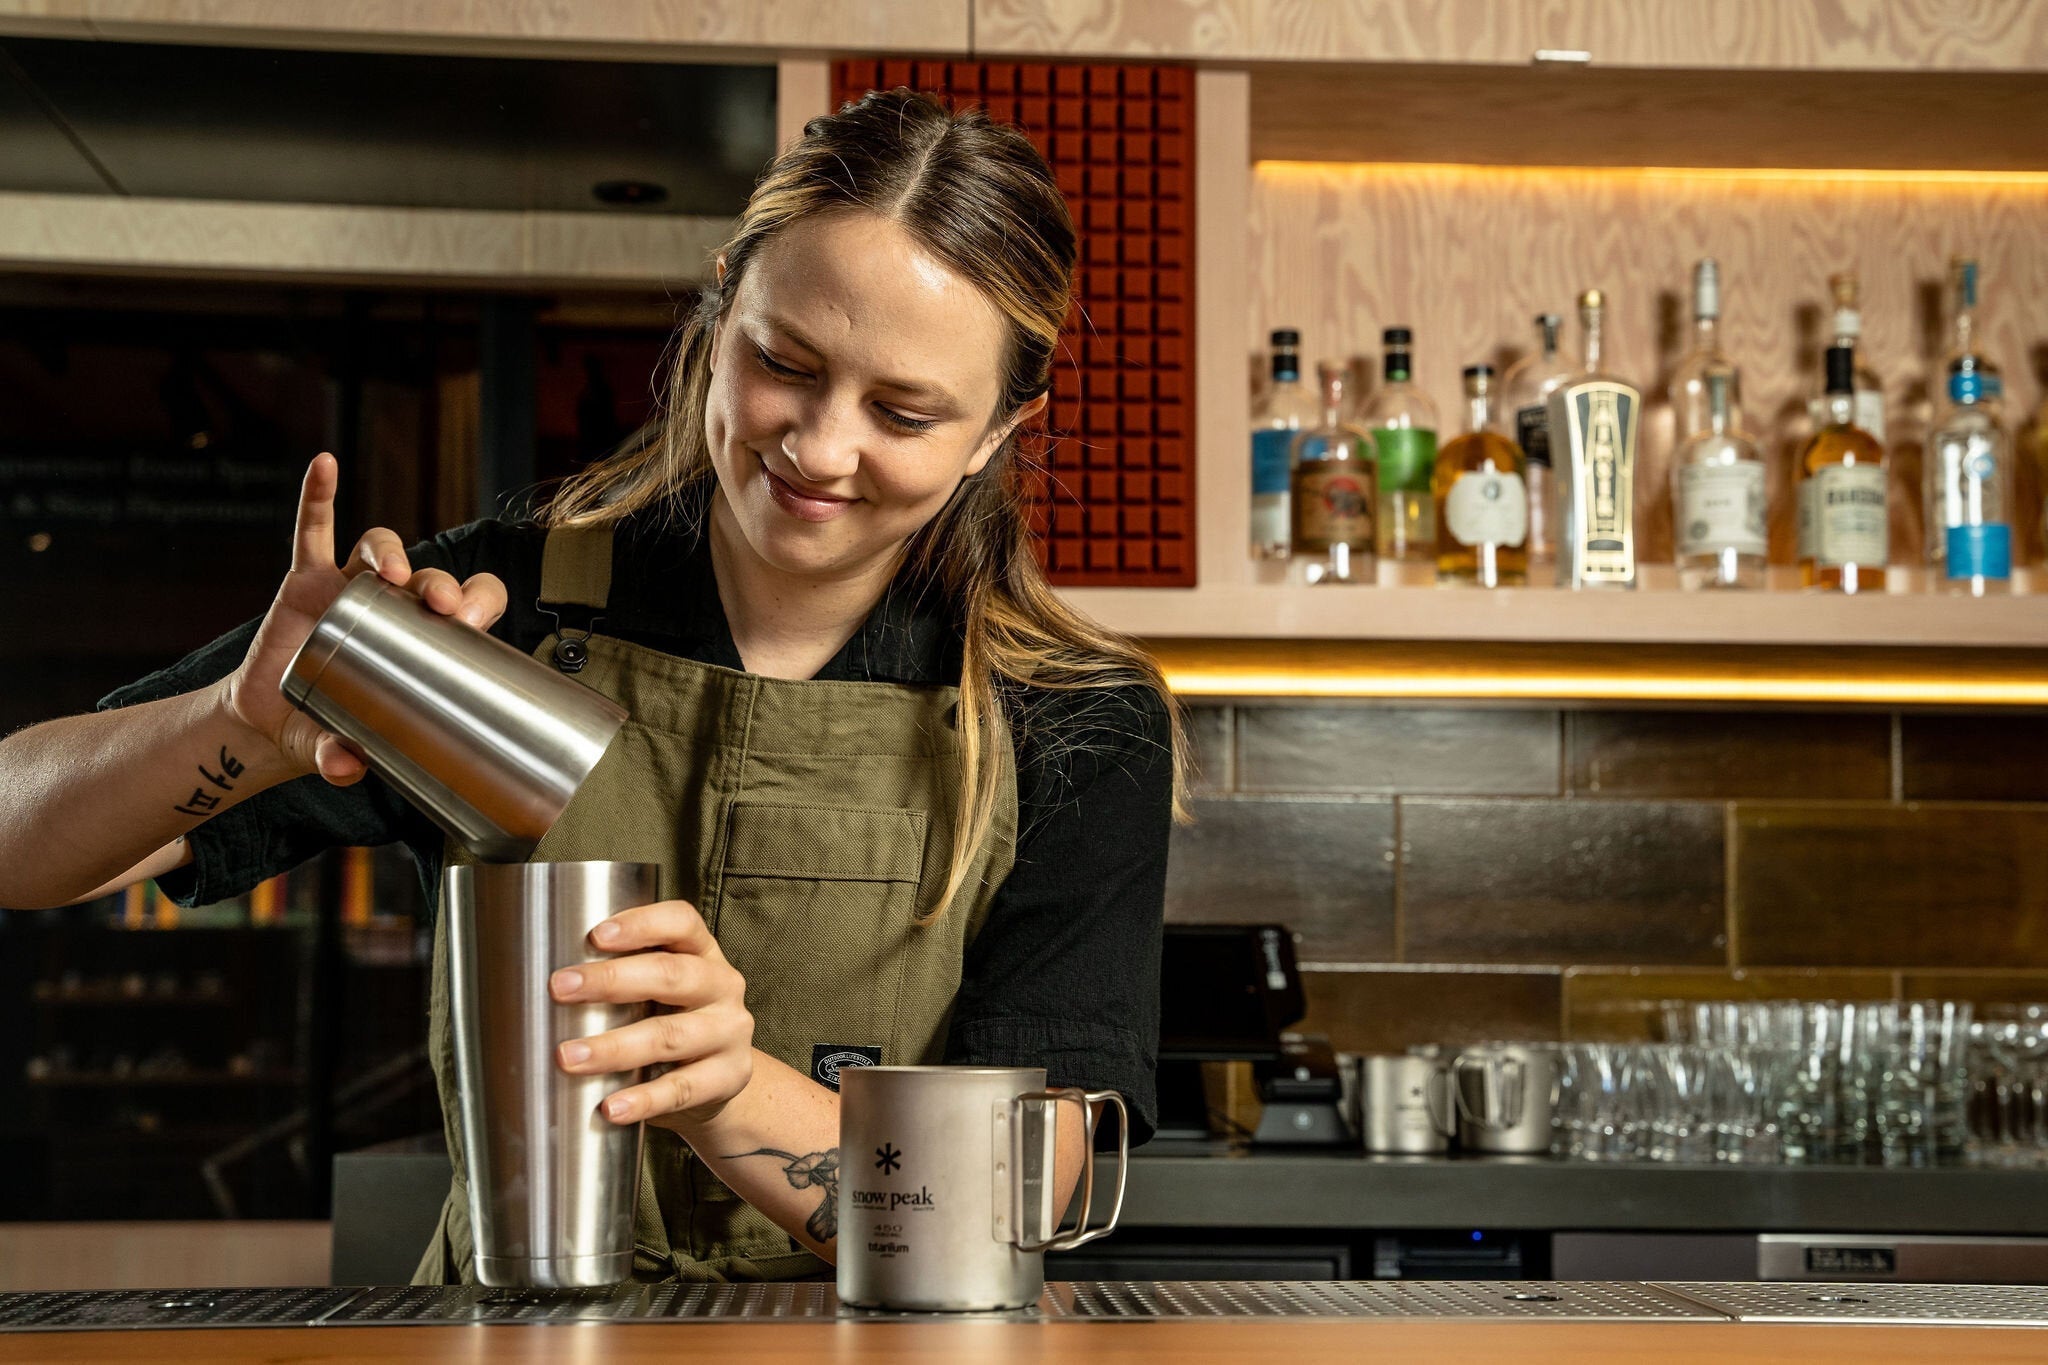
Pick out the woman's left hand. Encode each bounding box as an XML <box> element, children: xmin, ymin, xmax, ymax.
<box><xmin>549</xmin><ymin>899</ymin><xmax>756</xmax><ymax>1132</ymax></box>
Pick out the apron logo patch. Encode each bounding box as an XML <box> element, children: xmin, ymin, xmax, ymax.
<box><xmin>812</xmin><ymin>1045</ymin><xmax>882</xmax><ymax>1090</ymax></box>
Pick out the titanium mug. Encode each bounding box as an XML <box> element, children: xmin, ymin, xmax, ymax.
<box><xmin>1357</xmin><ymin>1053</ymin><xmax>1457</xmax><ymax>1154</ymax></box>
<box><xmin>837</xmin><ymin>1066</ymin><xmax>1130</xmax><ymax>1311</ymax></box>
<box><xmin>282</xmin><ymin>570</ymin><xmax>628</xmax><ymax>861</ymax></box>
<box><xmin>445</xmin><ymin>860</ymin><xmax>656</xmax><ymax>1287</ymax></box>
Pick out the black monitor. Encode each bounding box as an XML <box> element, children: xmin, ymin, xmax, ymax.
<box><xmin>1153</xmin><ymin>924</ymin><xmax>1305</xmax><ymax>1142</ymax></box>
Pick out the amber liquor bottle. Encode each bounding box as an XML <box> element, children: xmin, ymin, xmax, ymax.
<box><xmin>1798</xmin><ymin>342</ymin><xmax>1888</xmax><ymax>593</ymax></box>
<box><xmin>1289</xmin><ymin>362</ymin><xmax>1378</xmax><ymax>585</ymax></box>
<box><xmin>1433</xmin><ymin>365</ymin><xmax>1528</xmax><ymax>587</ymax></box>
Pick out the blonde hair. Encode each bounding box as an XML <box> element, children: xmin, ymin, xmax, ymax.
<box><xmin>542</xmin><ymin>89</ymin><xmax>1187</xmax><ymax>916</ymax></box>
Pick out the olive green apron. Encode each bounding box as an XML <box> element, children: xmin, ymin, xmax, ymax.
<box><xmin>412</xmin><ymin>525</ymin><xmax>1016</xmax><ymax>1283</ymax></box>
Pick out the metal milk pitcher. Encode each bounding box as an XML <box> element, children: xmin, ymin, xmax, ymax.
<box><xmin>1454</xmin><ymin>1043</ymin><xmax>1562</xmax><ymax>1154</ymax></box>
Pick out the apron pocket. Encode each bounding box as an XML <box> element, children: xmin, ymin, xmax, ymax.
<box><xmin>714</xmin><ymin>804</ymin><xmax>926</xmax><ymax>1070</ymax></box>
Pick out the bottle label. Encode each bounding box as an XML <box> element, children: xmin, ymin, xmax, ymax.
<box><xmin>1445</xmin><ymin>468</ymin><xmax>1529</xmax><ymax>548</ymax></box>
<box><xmin>1946</xmin><ymin>523</ymin><xmax>2012</xmax><ymax>580</ymax></box>
<box><xmin>1554</xmin><ymin>380</ymin><xmax>1640</xmax><ymax>585</ymax></box>
<box><xmin>1812</xmin><ymin>463</ymin><xmax>1888</xmax><ymax>568</ymax></box>
<box><xmin>1515</xmin><ymin>405</ymin><xmax>1551</xmax><ymax>467</ymax></box>
<box><xmin>1251</xmin><ymin>428</ymin><xmax>1293</xmax><ymax>497</ymax></box>
<box><xmin>1677</xmin><ymin>461</ymin><xmax>1766</xmax><ymax>558</ymax></box>
<box><xmin>1293</xmin><ymin>464</ymin><xmax>1374</xmax><ymax>551</ymax></box>
<box><xmin>1370</xmin><ymin>427</ymin><xmax>1438</xmax><ymax>493</ymax></box>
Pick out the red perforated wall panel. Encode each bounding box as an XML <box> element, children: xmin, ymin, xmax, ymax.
<box><xmin>832</xmin><ymin>59</ymin><xmax>1195</xmax><ymax>587</ymax></box>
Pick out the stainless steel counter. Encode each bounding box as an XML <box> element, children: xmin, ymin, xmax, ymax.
<box><xmin>6</xmin><ymin>1280</ymin><xmax>2048</xmax><ymax>1332</ymax></box>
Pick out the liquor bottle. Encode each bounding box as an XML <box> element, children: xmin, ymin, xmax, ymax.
<box><xmin>1289</xmin><ymin>361</ymin><xmax>1377</xmax><ymax>586</ymax></box>
<box><xmin>1798</xmin><ymin>342</ymin><xmax>1888</xmax><ymax>593</ymax></box>
<box><xmin>1434</xmin><ymin>364</ymin><xmax>1528</xmax><ymax>587</ymax></box>
<box><xmin>1926</xmin><ymin>258</ymin><xmax>2011</xmax><ymax>595</ymax></box>
<box><xmin>1806</xmin><ymin>271</ymin><xmax>1886</xmax><ymax>442</ymax></box>
<box><xmin>1549</xmin><ymin>289</ymin><xmax>1642</xmax><ymax>589</ymax></box>
<box><xmin>1359</xmin><ymin>327</ymin><xmax>1439</xmax><ymax>563</ymax></box>
<box><xmin>1668</xmin><ymin>257</ymin><xmax>1742</xmax><ymax>443</ymax></box>
<box><xmin>1926</xmin><ymin>360</ymin><xmax>2013</xmax><ymax>596</ymax></box>
<box><xmin>1672</xmin><ymin>372</ymin><xmax>1767</xmax><ymax>590</ymax></box>
<box><xmin>1251</xmin><ymin>328</ymin><xmax>1315</xmax><ymax>560</ymax></box>
<box><xmin>1500</xmin><ymin>312</ymin><xmax>1572</xmax><ymax>566</ymax></box>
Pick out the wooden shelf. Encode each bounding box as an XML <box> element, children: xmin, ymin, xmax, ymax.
<box><xmin>974</xmin><ymin>0</ymin><xmax>2048</xmax><ymax>71</ymax></box>
<box><xmin>1063</xmin><ymin>570</ymin><xmax>2048</xmax><ymax>648</ymax></box>
<box><xmin>1249</xmin><ymin>63</ymin><xmax>2048</xmax><ymax>172</ymax></box>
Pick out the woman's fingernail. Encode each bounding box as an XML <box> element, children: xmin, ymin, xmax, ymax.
<box><xmin>592</xmin><ymin>921</ymin><xmax>622</xmax><ymax>946</ymax></box>
<box><xmin>559</xmin><ymin>1040</ymin><xmax>592</xmax><ymax>1066</ymax></box>
<box><xmin>604</xmin><ymin>1096</ymin><xmax>631</xmax><ymax>1121</ymax></box>
<box><xmin>552</xmin><ymin>969</ymin><xmax>583</xmax><ymax>996</ymax></box>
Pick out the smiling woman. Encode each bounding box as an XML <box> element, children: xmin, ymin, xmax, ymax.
<box><xmin>0</xmin><ymin>88</ymin><xmax>1184</xmax><ymax>1290</ymax></box>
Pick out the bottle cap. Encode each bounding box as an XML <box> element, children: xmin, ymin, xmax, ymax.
<box><xmin>1462</xmin><ymin>364</ymin><xmax>1494</xmax><ymax>379</ymax></box>
<box><xmin>1694</xmin><ymin>258</ymin><xmax>1721</xmax><ymax>321</ymax></box>
<box><xmin>1271</xmin><ymin>328</ymin><xmax>1301</xmax><ymax>347</ymax></box>
<box><xmin>1382</xmin><ymin>326</ymin><xmax>1413</xmax><ymax>347</ymax></box>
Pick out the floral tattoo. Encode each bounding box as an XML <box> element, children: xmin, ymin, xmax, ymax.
<box><xmin>725</xmin><ymin>1147</ymin><xmax>840</xmax><ymax>1243</ymax></box>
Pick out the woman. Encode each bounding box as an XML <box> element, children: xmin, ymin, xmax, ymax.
<box><xmin>0</xmin><ymin>90</ymin><xmax>1182</xmax><ymax>1281</ymax></box>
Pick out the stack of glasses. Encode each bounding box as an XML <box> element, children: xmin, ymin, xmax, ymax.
<box><xmin>1968</xmin><ymin>1003</ymin><xmax>2048</xmax><ymax>1169</ymax></box>
<box><xmin>1552</xmin><ymin>1000</ymin><xmax>1980</xmax><ymax>1167</ymax></box>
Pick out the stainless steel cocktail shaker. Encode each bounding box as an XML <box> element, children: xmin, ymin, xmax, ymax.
<box><xmin>445</xmin><ymin>860</ymin><xmax>655</xmax><ymax>1288</ymax></box>
<box><xmin>282</xmin><ymin>571</ymin><xmax>626</xmax><ymax>861</ymax></box>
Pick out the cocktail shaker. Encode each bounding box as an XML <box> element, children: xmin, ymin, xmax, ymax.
<box><xmin>445</xmin><ymin>860</ymin><xmax>656</xmax><ymax>1288</ymax></box>
<box><xmin>282</xmin><ymin>571</ymin><xmax>626</xmax><ymax>861</ymax></box>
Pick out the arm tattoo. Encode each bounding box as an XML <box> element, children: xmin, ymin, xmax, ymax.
<box><xmin>172</xmin><ymin>746</ymin><xmax>245</xmax><ymax>818</ymax></box>
<box><xmin>723</xmin><ymin>1147</ymin><xmax>839</xmax><ymax>1244</ymax></box>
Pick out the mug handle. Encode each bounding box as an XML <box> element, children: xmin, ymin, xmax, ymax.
<box><xmin>1011</xmin><ymin>1088</ymin><xmax>1128</xmax><ymax>1253</ymax></box>
<box><xmin>1425</xmin><ymin>1064</ymin><xmax>1458</xmax><ymax>1138</ymax></box>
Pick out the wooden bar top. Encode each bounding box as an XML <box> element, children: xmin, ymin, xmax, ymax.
<box><xmin>4</xmin><ymin>1320</ymin><xmax>2046</xmax><ymax>1364</ymax></box>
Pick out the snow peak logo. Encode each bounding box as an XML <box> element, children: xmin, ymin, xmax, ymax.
<box><xmin>851</xmin><ymin>1186</ymin><xmax>935</xmax><ymax>1212</ymax></box>
<box><xmin>811</xmin><ymin>1044</ymin><xmax>881</xmax><ymax>1090</ymax></box>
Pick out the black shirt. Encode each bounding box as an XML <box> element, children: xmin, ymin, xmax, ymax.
<box><xmin>98</xmin><ymin>510</ymin><xmax>1171</xmax><ymax>1142</ymax></box>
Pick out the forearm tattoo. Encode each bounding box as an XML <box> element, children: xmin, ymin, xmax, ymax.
<box><xmin>724</xmin><ymin>1147</ymin><xmax>840</xmax><ymax>1244</ymax></box>
<box><xmin>172</xmin><ymin>746</ymin><xmax>245</xmax><ymax>818</ymax></box>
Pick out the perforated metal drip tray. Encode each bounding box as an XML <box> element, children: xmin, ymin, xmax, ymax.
<box><xmin>4</xmin><ymin>1280</ymin><xmax>2048</xmax><ymax>1333</ymax></box>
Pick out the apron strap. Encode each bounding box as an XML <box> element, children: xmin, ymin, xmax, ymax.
<box><xmin>539</xmin><ymin>524</ymin><xmax>616</xmax><ymax>611</ymax></box>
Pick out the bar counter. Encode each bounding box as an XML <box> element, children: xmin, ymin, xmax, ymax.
<box><xmin>7</xmin><ymin>1282</ymin><xmax>2048</xmax><ymax>1363</ymax></box>
<box><xmin>4</xmin><ymin>1318</ymin><xmax>2044</xmax><ymax>1364</ymax></box>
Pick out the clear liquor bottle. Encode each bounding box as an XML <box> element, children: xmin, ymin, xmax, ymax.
<box><xmin>1926</xmin><ymin>363</ymin><xmax>2013</xmax><ymax>597</ymax></box>
<box><xmin>1251</xmin><ymin>328</ymin><xmax>1315</xmax><ymax>560</ymax></box>
<box><xmin>1289</xmin><ymin>361</ymin><xmax>1377</xmax><ymax>586</ymax></box>
<box><xmin>1668</xmin><ymin>257</ymin><xmax>1743</xmax><ymax>443</ymax></box>
<box><xmin>1798</xmin><ymin>342</ymin><xmax>1887</xmax><ymax>594</ymax></box>
<box><xmin>1500</xmin><ymin>312</ymin><xmax>1573</xmax><ymax>566</ymax></box>
<box><xmin>1672</xmin><ymin>372</ymin><xmax>1766</xmax><ymax>590</ymax></box>
<box><xmin>1358</xmin><ymin>327</ymin><xmax>1439</xmax><ymax>563</ymax></box>
<box><xmin>1548</xmin><ymin>288</ymin><xmax>1643</xmax><ymax>590</ymax></box>
<box><xmin>1434</xmin><ymin>364</ymin><xmax>1528</xmax><ymax>588</ymax></box>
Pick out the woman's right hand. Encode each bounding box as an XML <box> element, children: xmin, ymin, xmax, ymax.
<box><xmin>221</xmin><ymin>453</ymin><xmax>509</xmax><ymax>787</ymax></box>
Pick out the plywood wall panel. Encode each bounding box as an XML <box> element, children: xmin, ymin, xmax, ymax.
<box><xmin>7</xmin><ymin>0</ymin><xmax>971</xmax><ymax>58</ymax></box>
<box><xmin>1249</xmin><ymin>163</ymin><xmax>2048</xmax><ymax>566</ymax></box>
<box><xmin>975</xmin><ymin>0</ymin><xmax>2048</xmax><ymax>71</ymax></box>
